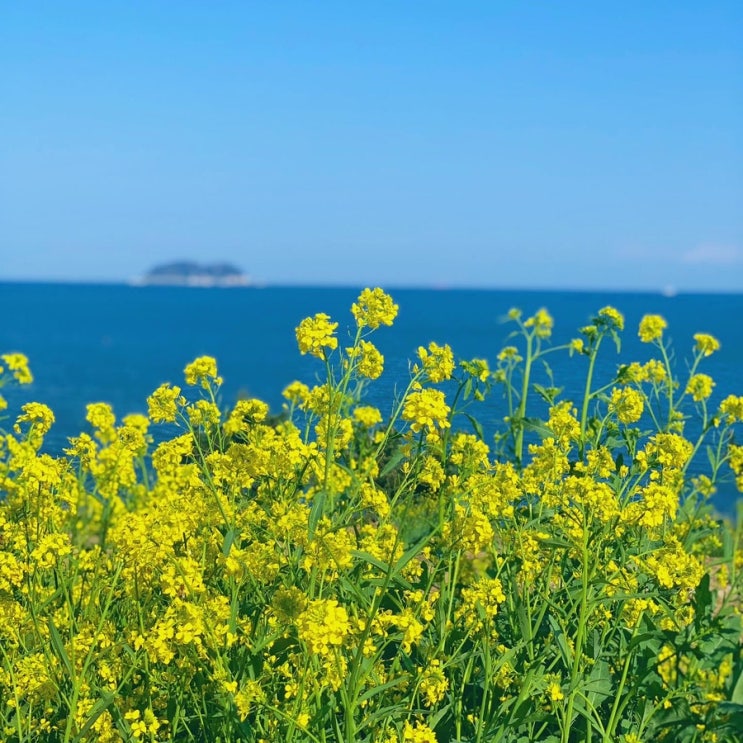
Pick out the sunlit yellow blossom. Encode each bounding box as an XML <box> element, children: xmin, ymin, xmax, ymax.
<box><xmin>719</xmin><ymin>395</ymin><xmax>743</xmax><ymax>422</ymax></box>
<box><xmin>417</xmin><ymin>342</ymin><xmax>455</xmax><ymax>383</ymax></box>
<box><xmin>455</xmin><ymin>576</ymin><xmax>506</xmax><ymax>634</ymax></box>
<box><xmin>296</xmin><ymin>313</ymin><xmax>339</xmax><ymax>358</ymax></box>
<box><xmin>224</xmin><ymin>398</ymin><xmax>269</xmax><ymax>435</ymax></box>
<box><xmin>693</xmin><ymin>333</ymin><xmax>720</xmax><ymax>356</ymax></box>
<box><xmin>282</xmin><ymin>380</ymin><xmax>311</xmax><ymax>407</ymax></box>
<box><xmin>461</xmin><ymin>357</ymin><xmax>491</xmax><ymax>382</ymax></box>
<box><xmin>186</xmin><ymin>399</ymin><xmax>221</xmax><ymax>427</ymax></box>
<box><xmin>353</xmin><ymin>339</ymin><xmax>384</xmax><ymax>379</ymax></box>
<box><xmin>598</xmin><ymin>305</ymin><xmax>625</xmax><ymax>330</ymax></box>
<box><xmin>638</xmin><ymin>314</ymin><xmax>667</xmax><ymax>343</ymax></box>
<box><xmin>403</xmin><ymin>721</ymin><xmax>438</xmax><ymax>743</ymax></box>
<box><xmin>686</xmin><ymin>373</ymin><xmax>715</xmax><ymax>402</ymax></box>
<box><xmin>547</xmin><ymin>680</ymin><xmax>564</xmax><ymax>702</ymax></box>
<box><xmin>402</xmin><ymin>388</ymin><xmax>451</xmax><ymax>436</ymax></box>
<box><xmin>296</xmin><ymin>598</ymin><xmax>350</xmax><ymax>656</ymax></box>
<box><xmin>497</xmin><ymin>345</ymin><xmax>521</xmax><ymax>362</ymax></box>
<box><xmin>354</xmin><ymin>405</ymin><xmax>383</xmax><ymax>427</ymax></box>
<box><xmin>418</xmin><ymin>659</ymin><xmax>449</xmax><ymax>706</ymax></box>
<box><xmin>1</xmin><ymin>352</ymin><xmax>33</xmax><ymax>384</ymax></box>
<box><xmin>569</xmin><ymin>338</ymin><xmax>585</xmax><ymax>354</ymax></box>
<box><xmin>184</xmin><ymin>355</ymin><xmax>222</xmax><ymax>388</ymax></box>
<box><xmin>547</xmin><ymin>401</ymin><xmax>580</xmax><ymax>447</ymax></box>
<box><xmin>14</xmin><ymin>402</ymin><xmax>55</xmax><ymax>439</ymax></box>
<box><xmin>418</xmin><ymin>455</ymin><xmax>446</xmax><ymax>491</ymax></box>
<box><xmin>147</xmin><ymin>383</ymin><xmax>184</xmax><ymax>423</ymax></box>
<box><xmin>729</xmin><ymin>444</ymin><xmax>743</xmax><ymax>492</ymax></box>
<box><xmin>609</xmin><ymin>387</ymin><xmax>644</xmax><ymax>424</ymax></box>
<box><xmin>524</xmin><ymin>308</ymin><xmax>553</xmax><ymax>338</ymax></box>
<box><xmin>351</xmin><ymin>287</ymin><xmax>398</xmax><ymax>329</ymax></box>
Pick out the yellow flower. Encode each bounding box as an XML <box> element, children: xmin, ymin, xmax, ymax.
<box><xmin>419</xmin><ymin>659</ymin><xmax>449</xmax><ymax>706</ymax></box>
<box><xmin>547</xmin><ymin>680</ymin><xmax>564</xmax><ymax>702</ymax></box>
<box><xmin>1</xmin><ymin>352</ymin><xmax>33</xmax><ymax>384</ymax></box>
<box><xmin>461</xmin><ymin>357</ymin><xmax>491</xmax><ymax>382</ymax></box>
<box><xmin>147</xmin><ymin>383</ymin><xmax>184</xmax><ymax>423</ymax></box>
<box><xmin>417</xmin><ymin>342</ymin><xmax>455</xmax><ymax>383</ymax></box>
<box><xmin>524</xmin><ymin>308</ymin><xmax>553</xmax><ymax>338</ymax></box>
<box><xmin>719</xmin><ymin>395</ymin><xmax>743</xmax><ymax>422</ymax></box>
<box><xmin>351</xmin><ymin>287</ymin><xmax>398</xmax><ymax>329</ymax></box>
<box><xmin>354</xmin><ymin>405</ymin><xmax>383</xmax><ymax>427</ymax></box>
<box><xmin>686</xmin><ymin>373</ymin><xmax>714</xmax><ymax>402</ymax></box>
<box><xmin>497</xmin><ymin>345</ymin><xmax>521</xmax><ymax>362</ymax></box>
<box><xmin>402</xmin><ymin>388</ymin><xmax>451</xmax><ymax>435</ymax></box>
<box><xmin>14</xmin><ymin>402</ymin><xmax>55</xmax><ymax>438</ymax></box>
<box><xmin>638</xmin><ymin>314</ymin><xmax>667</xmax><ymax>343</ymax></box>
<box><xmin>295</xmin><ymin>313</ymin><xmax>339</xmax><ymax>358</ymax></box>
<box><xmin>353</xmin><ymin>340</ymin><xmax>384</xmax><ymax>379</ymax></box>
<box><xmin>282</xmin><ymin>380</ymin><xmax>311</xmax><ymax>407</ymax></box>
<box><xmin>296</xmin><ymin>598</ymin><xmax>350</xmax><ymax>656</ymax></box>
<box><xmin>609</xmin><ymin>387</ymin><xmax>644</xmax><ymax>424</ymax></box>
<box><xmin>184</xmin><ymin>355</ymin><xmax>222</xmax><ymax>388</ymax></box>
<box><xmin>693</xmin><ymin>333</ymin><xmax>720</xmax><ymax>356</ymax></box>
<box><xmin>598</xmin><ymin>305</ymin><xmax>625</xmax><ymax>330</ymax></box>
<box><xmin>402</xmin><ymin>721</ymin><xmax>438</xmax><ymax>742</ymax></box>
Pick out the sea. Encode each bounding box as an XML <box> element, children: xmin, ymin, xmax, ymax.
<box><xmin>2</xmin><ymin>282</ymin><xmax>742</xmax><ymax>516</ymax></box>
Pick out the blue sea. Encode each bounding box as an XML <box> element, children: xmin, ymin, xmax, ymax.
<box><xmin>2</xmin><ymin>282</ymin><xmax>742</xmax><ymax>515</ymax></box>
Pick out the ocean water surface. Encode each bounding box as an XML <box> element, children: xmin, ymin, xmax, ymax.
<box><xmin>2</xmin><ymin>282</ymin><xmax>742</xmax><ymax>514</ymax></box>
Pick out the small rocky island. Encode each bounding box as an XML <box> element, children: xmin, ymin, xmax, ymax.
<box><xmin>132</xmin><ymin>261</ymin><xmax>252</xmax><ymax>287</ymax></box>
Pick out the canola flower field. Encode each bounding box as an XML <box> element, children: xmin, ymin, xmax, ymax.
<box><xmin>1</xmin><ymin>288</ymin><xmax>743</xmax><ymax>743</ymax></box>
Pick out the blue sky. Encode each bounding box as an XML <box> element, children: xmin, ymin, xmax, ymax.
<box><xmin>1</xmin><ymin>1</ymin><xmax>741</xmax><ymax>290</ymax></box>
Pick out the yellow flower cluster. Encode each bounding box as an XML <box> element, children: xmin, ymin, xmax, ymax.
<box><xmin>638</xmin><ymin>314</ymin><xmax>667</xmax><ymax>342</ymax></box>
<box><xmin>402</xmin><ymin>388</ymin><xmax>451</xmax><ymax>437</ymax></box>
<box><xmin>296</xmin><ymin>312</ymin><xmax>339</xmax><ymax>358</ymax></box>
<box><xmin>184</xmin><ymin>355</ymin><xmax>222</xmax><ymax>388</ymax></box>
<box><xmin>351</xmin><ymin>287</ymin><xmax>399</xmax><ymax>329</ymax></box>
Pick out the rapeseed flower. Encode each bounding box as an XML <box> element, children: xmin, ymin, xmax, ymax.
<box><xmin>353</xmin><ymin>339</ymin><xmax>384</xmax><ymax>379</ymax></box>
<box><xmin>184</xmin><ymin>355</ymin><xmax>222</xmax><ymax>388</ymax></box>
<box><xmin>296</xmin><ymin>313</ymin><xmax>339</xmax><ymax>358</ymax></box>
<box><xmin>351</xmin><ymin>287</ymin><xmax>398</xmax><ymax>329</ymax></box>
<box><xmin>598</xmin><ymin>305</ymin><xmax>625</xmax><ymax>330</ymax></box>
<box><xmin>524</xmin><ymin>308</ymin><xmax>554</xmax><ymax>338</ymax></box>
<box><xmin>1</xmin><ymin>352</ymin><xmax>33</xmax><ymax>384</ymax></box>
<box><xmin>417</xmin><ymin>342</ymin><xmax>454</xmax><ymax>383</ymax></box>
<box><xmin>147</xmin><ymin>383</ymin><xmax>184</xmax><ymax>422</ymax></box>
<box><xmin>686</xmin><ymin>373</ymin><xmax>715</xmax><ymax>402</ymax></box>
<box><xmin>402</xmin><ymin>388</ymin><xmax>451</xmax><ymax>436</ymax></box>
<box><xmin>609</xmin><ymin>387</ymin><xmax>644</xmax><ymax>424</ymax></box>
<box><xmin>694</xmin><ymin>333</ymin><xmax>720</xmax><ymax>356</ymax></box>
<box><xmin>638</xmin><ymin>314</ymin><xmax>667</xmax><ymax>342</ymax></box>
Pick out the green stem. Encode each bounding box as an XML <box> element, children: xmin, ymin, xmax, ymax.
<box><xmin>514</xmin><ymin>332</ymin><xmax>535</xmax><ymax>466</ymax></box>
<box><xmin>580</xmin><ymin>335</ymin><xmax>603</xmax><ymax>455</ymax></box>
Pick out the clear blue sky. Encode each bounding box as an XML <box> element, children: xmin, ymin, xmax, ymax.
<box><xmin>2</xmin><ymin>1</ymin><xmax>741</xmax><ymax>290</ymax></box>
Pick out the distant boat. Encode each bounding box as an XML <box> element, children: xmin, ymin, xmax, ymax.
<box><xmin>130</xmin><ymin>261</ymin><xmax>252</xmax><ymax>287</ymax></box>
<box><xmin>661</xmin><ymin>285</ymin><xmax>678</xmax><ymax>298</ymax></box>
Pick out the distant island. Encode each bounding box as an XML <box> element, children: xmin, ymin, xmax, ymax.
<box><xmin>131</xmin><ymin>261</ymin><xmax>252</xmax><ymax>287</ymax></box>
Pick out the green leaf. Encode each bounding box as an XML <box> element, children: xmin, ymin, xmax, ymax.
<box><xmin>694</xmin><ymin>573</ymin><xmax>713</xmax><ymax>624</ymax></box>
<box><xmin>380</xmin><ymin>449</ymin><xmax>406</xmax><ymax>478</ymax></box>
<box><xmin>221</xmin><ymin>527</ymin><xmax>239</xmax><ymax>556</ymax></box>
<box><xmin>307</xmin><ymin>490</ymin><xmax>326</xmax><ymax>540</ymax></box>
<box><xmin>48</xmin><ymin>619</ymin><xmax>74</xmax><ymax>681</ymax></box>
<box><xmin>547</xmin><ymin>615</ymin><xmax>573</xmax><ymax>667</ymax></box>
<box><xmin>74</xmin><ymin>691</ymin><xmax>115</xmax><ymax>741</ymax></box>
<box><xmin>522</xmin><ymin>417</ymin><xmax>552</xmax><ymax>439</ymax></box>
<box><xmin>462</xmin><ymin>377</ymin><xmax>473</xmax><ymax>400</ymax></box>
<box><xmin>730</xmin><ymin>666</ymin><xmax>743</xmax><ymax>705</ymax></box>
<box><xmin>464</xmin><ymin>413</ymin><xmax>485</xmax><ymax>441</ymax></box>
